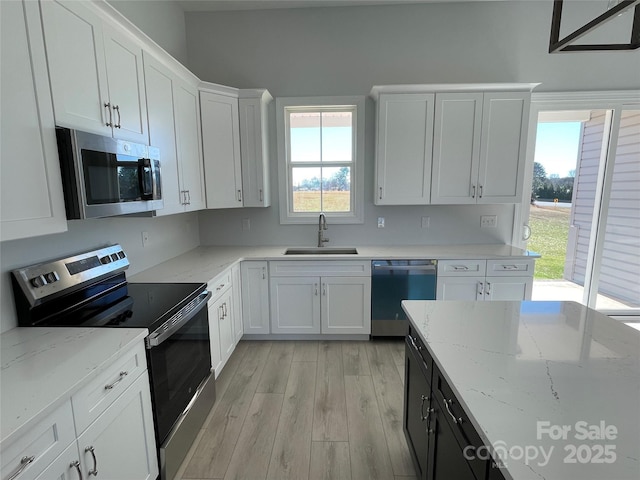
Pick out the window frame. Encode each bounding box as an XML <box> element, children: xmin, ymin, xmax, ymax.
<box><xmin>276</xmin><ymin>96</ymin><xmax>365</xmax><ymax>224</ymax></box>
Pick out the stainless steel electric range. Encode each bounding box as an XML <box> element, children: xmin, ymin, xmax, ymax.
<box><xmin>11</xmin><ymin>245</ymin><xmax>215</xmax><ymax>480</ymax></box>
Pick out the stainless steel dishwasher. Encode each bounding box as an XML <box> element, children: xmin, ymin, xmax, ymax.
<box><xmin>371</xmin><ymin>259</ymin><xmax>437</xmax><ymax>336</ymax></box>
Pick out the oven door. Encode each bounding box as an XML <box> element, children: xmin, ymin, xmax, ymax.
<box><xmin>146</xmin><ymin>298</ymin><xmax>212</xmax><ymax>444</ymax></box>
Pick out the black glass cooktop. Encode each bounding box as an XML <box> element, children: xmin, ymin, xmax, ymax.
<box><xmin>31</xmin><ymin>279</ymin><xmax>206</xmax><ymax>332</ymax></box>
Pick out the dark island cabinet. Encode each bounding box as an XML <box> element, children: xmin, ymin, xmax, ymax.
<box><xmin>404</xmin><ymin>327</ymin><xmax>502</xmax><ymax>480</ymax></box>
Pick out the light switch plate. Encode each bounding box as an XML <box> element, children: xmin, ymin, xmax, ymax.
<box><xmin>421</xmin><ymin>216</ymin><xmax>430</xmax><ymax>228</ymax></box>
<box><xmin>377</xmin><ymin>217</ymin><xmax>385</xmax><ymax>228</ymax></box>
<box><xmin>141</xmin><ymin>231</ymin><xmax>150</xmax><ymax>247</ymax></box>
<box><xmin>481</xmin><ymin>215</ymin><xmax>497</xmax><ymax>228</ymax></box>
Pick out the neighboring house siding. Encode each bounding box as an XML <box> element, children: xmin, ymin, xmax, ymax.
<box><xmin>566</xmin><ymin>110</ymin><xmax>640</xmax><ymax>306</ymax></box>
<box><xmin>566</xmin><ymin>111</ymin><xmax>606</xmax><ymax>284</ymax></box>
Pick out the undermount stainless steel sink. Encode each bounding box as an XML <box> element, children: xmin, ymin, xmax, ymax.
<box><xmin>284</xmin><ymin>247</ymin><xmax>359</xmax><ymax>255</ymax></box>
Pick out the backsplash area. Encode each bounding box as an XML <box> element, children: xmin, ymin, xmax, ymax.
<box><xmin>0</xmin><ymin>212</ymin><xmax>200</xmax><ymax>333</ymax></box>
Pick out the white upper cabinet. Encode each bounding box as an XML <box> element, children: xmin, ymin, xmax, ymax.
<box><xmin>200</xmin><ymin>88</ymin><xmax>243</xmax><ymax>209</ymax></box>
<box><xmin>431</xmin><ymin>90</ymin><xmax>531</xmax><ymax>204</ymax></box>
<box><xmin>372</xmin><ymin>84</ymin><xmax>535</xmax><ymax>206</ymax></box>
<box><xmin>374</xmin><ymin>93</ymin><xmax>434</xmax><ymax>205</ymax></box>
<box><xmin>477</xmin><ymin>92</ymin><xmax>531</xmax><ymax>204</ymax></box>
<box><xmin>40</xmin><ymin>0</ymin><xmax>148</xmax><ymax>143</ymax></box>
<box><xmin>144</xmin><ymin>53</ymin><xmax>205</xmax><ymax>214</ymax></box>
<box><xmin>431</xmin><ymin>93</ymin><xmax>483</xmax><ymax>204</ymax></box>
<box><xmin>239</xmin><ymin>90</ymin><xmax>272</xmax><ymax>207</ymax></box>
<box><xmin>1</xmin><ymin>0</ymin><xmax>67</xmax><ymax>241</ymax></box>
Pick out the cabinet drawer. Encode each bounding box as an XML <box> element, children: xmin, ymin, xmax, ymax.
<box><xmin>1</xmin><ymin>401</ymin><xmax>75</xmax><ymax>480</ymax></box>
<box><xmin>270</xmin><ymin>261</ymin><xmax>370</xmax><ymax>277</ymax></box>
<box><xmin>433</xmin><ymin>367</ymin><xmax>487</xmax><ymax>480</ymax></box>
<box><xmin>486</xmin><ymin>259</ymin><xmax>535</xmax><ymax>276</ymax></box>
<box><xmin>207</xmin><ymin>269</ymin><xmax>232</xmax><ymax>300</ymax></box>
<box><xmin>438</xmin><ymin>260</ymin><xmax>486</xmax><ymax>277</ymax></box>
<box><xmin>71</xmin><ymin>342</ymin><xmax>147</xmax><ymax>434</ymax></box>
<box><xmin>407</xmin><ymin>325</ymin><xmax>432</xmax><ymax>379</ymax></box>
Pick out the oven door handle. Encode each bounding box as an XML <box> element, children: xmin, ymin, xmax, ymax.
<box><xmin>145</xmin><ymin>291</ymin><xmax>212</xmax><ymax>349</ymax></box>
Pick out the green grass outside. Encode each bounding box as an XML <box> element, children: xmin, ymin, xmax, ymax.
<box><xmin>293</xmin><ymin>191</ymin><xmax>351</xmax><ymax>212</ymax></box>
<box><xmin>527</xmin><ymin>205</ymin><xmax>571</xmax><ymax>280</ymax></box>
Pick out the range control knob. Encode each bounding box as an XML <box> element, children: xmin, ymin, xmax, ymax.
<box><xmin>30</xmin><ymin>275</ymin><xmax>46</xmax><ymax>288</ymax></box>
<box><xmin>45</xmin><ymin>271</ymin><xmax>59</xmax><ymax>283</ymax></box>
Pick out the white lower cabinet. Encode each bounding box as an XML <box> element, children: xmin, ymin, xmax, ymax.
<box><xmin>269</xmin><ymin>261</ymin><xmax>371</xmax><ymax>335</ymax></box>
<box><xmin>76</xmin><ymin>373</ymin><xmax>157</xmax><ymax>480</ymax></box>
<box><xmin>3</xmin><ymin>339</ymin><xmax>157</xmax><ymax>480</ymax></box>
<box><xmin>437</xmin><ymin>259</ymin><xmax>534</xmax><ymax>301</ymax></box>
<box><xmin>240</xmin><ymin>261</ymin><xmax>270</xmax><ymax>334</ymax></box>
<box><xmin>208</xmin><ymin>269</ymin><xmax>238</xmax><ymax>377</ymax></box>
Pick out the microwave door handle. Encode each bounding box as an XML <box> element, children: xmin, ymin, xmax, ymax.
<box><xmin>138</xmin><ymin>158</ymin><xmax>153</xmax><ymax>199</ymax></box>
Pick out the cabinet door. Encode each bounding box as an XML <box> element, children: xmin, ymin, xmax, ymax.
<box><xmin>477</xmin><ymin>92</ymin><xmax>530</xmax><ymax>204</ymax></box>
<box><xmin>426</xmin><ymin>410</ymin><xmax>478</xmax><ymax>480</ymax></box>
<box><xmin>219</xmin><ymin>289</ymin><xmax>235</xmax><ymax>368</ymax></box>
<box><xmin>102</xmin><ymin>23</ymin><xmax>148</xmax><ymax>143</ymax></box>
<box><xmin>484</xmin><ymin>276</ymin><xmax>533</xmax><ymax>301</ymax></box>
<box><xmin>431</xmin><ymin>93</ymin><xmax>483</xmax><ymax>204</ymax></box>
<box><xmin>375</xmin><ymin>93</ymin><xmax>434</xmax><ymax>205</ymax></box>
<box><xmin>231</xmin><ymin>264</ymin><xmax>244</xmax><ymax>343</ymax></box>
<box><xmin>175</xmin><ymin>82</ymin><xmax>206</xmax><ymax>211</ymax></box>
<box><xmin>270</xmin><ymin>276</ymin><xmax>321</xmax><ymax>334</ymax></box>
<box><xmin>240</xmin><ymin>261</ymin><xmax>270</xmax><ymax>334</ymax></box>
<box><xmin>436</xmin><ymin>277</ymin><xmax>483</xmax><ymax>301</ymax></box>
<box><xmin>34</xmin><ymin>443</ymin><xmax>82</xmax><ymax>480</ymax></box>
<box><xmin>1</xmin><ymin>0</ymin><xmax>67</xmax><ymax>241</ymax></box>
<box><xmin>201</xmin><ymin>91</ymin><xmax>243</xmax><ymax>209</ymax></box>
<box><xmin>40</xmin><ymin>0</ymin><xmax>110</xmax><ymax>136</ymax></box>
<box><xmin>239</xmin><ymin>96</ymin><xmax>271</xmax><ymax>207</ymax></box>
<box><xmin>321</xmin><ymin>276</ymin><xmax>371</xmax><ymax>334</ymax></box>
<box><xmin>143</xmin><ymin>53</ymin><xmax>183</xmax><ymax>215</ymax></box>
<box><xmin>76</xmin><ymin>373</ymin><xmax>158</xmax><ymax>480</ymax></box>
<box><xmin>208</xmin><ymin>300</ymin><xmax>223</xmax><ymax>375</ymax></box>
<box><xmin>404</xmin><ymin>340</ymin><xmax>431</xmax><ymax>480</ymax></box>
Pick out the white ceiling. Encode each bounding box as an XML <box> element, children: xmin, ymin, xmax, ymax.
<box><xmin>177</xmin><ymin>0</ymin><xmax>474</xmax><ymax>12</ymax></box>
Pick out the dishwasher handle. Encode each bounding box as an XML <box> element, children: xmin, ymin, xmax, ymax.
<box><xmin>372</xmin><ymin>264</ymin><xmax>436</xmax><ymax>272</ymax></box>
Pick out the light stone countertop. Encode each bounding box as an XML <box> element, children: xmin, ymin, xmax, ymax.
<box><xmin>129</xmin><ymin>244</ymin><xmax>539</xmax><ymax>284</ymax></box>
<box><xmin>402</xmin><ymin>300</ymin><xmax>640</xmax><ymax>480</ymax></box>
<box><xmin>1</xmin><ymin>327</ymin><xmax>148</xmax><ymax>446</ymax></box>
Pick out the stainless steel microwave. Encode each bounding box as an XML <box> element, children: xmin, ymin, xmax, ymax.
<box><xmin>55</xmin><ymin>127</ymin><xmax>163</xmax><ymax>219</ymax></box>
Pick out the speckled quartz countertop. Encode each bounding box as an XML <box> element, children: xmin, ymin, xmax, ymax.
<box><xmin>130</xmin><ymin>244</ymin><xmax>538</xmax><ymax>283</ymax></box>
<box><xmin>0</xmin><ymin>327</ymin><xmax>148</xmax><ymax>446</ymax></box>
<box><xmin>402</xmin><ymin>300</ymin><xmax>640</xmax><ymax>480</ymax></box>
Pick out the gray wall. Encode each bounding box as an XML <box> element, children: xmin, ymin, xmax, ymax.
<box><xmin>107</xmin><ymin>0</ymin><xmax>188</xmax><ymax>64</ymax></box>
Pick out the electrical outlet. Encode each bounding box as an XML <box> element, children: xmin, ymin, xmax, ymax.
<box><xmin>480</xmin><ymin>215</ymin><xmax>497</xmax><ymax>228</ymax></box>
<box><xmin>141</xmin><ymin>231</ymin><xmax>150</xmax><ymax>247</ymax></box>
<box><xmin>242</xmin><ymin>218</ymin><xmax>251</xmax><ymax>231</ymax></box>
<box><xmin>377</xmin><ymin>217</ymin><xmax>385</xmax><ymax>228</ymax></box>
<box><xmin>421</xmin><ymin>216</ymin><xmax>430</xmax><ymax>228</ymax></box>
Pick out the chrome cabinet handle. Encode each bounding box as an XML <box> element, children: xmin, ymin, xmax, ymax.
<box><xmin>113</xmin><ymin>104</ymin><xmax>121</xmax><ymax>128</ymax></box>
<box><xmin>420</xmin><ymin>395</ymin><xmax>433</xmax><ymax>422</ymax></box>
<box><xmin>262</xmin><ymin>267</ymin><xmax>266</xmax><ymax>280</ymax></box>
<box><xmin>70</xmin><ymin>460</ymin><xmax>83</xmax><ymax>480</ymax></box>
<box><xmin>477</xmin><ymin>282</ymin><xmax>484</xmax><ymax>296</ymax></box>
<box><xmin>104</xmin><ymin>102</ymin><xmax>113</xmax><ymax>127</ymax></box>
<box><xmin>444</xmin><ymin>399</ymin><xmax>463</xmax><ymax>424</ymax></box>
<box><xmin>104</xmin><ymin>371</ymin><xmax>128</xmax><ymax>390</ymax></box>
<box><xmin>379</xmin><ymin>186</ymin><xmax>383</xmax><ymax>199</ymax></box>
<box><xmin>223</xmin><ymin>302</ymin><xmax>228</xmax><ymax>318</ymax></box>
<box><xmin>85</xmin><ymin>446</ymin><xmax>98</xmax><ymax>476</ymax></box>
<box><xmin>218</xmin><ymin>305</ymin><xmax>223</xmax><ymax>320</ymax></box>
<box><xmin>322</xmin><ymin>283</ymin><xmax>326</xmax><ymax>296</ymax></box>
<box><xmin>471</xmin><ymin>184</ymin><xmax>476</xmax><ymax>198</ymax></box>
<box><xmin>486</xmin><ymin>282</ymin><xmax>491</xmax><ymax>297</ymax></box>
<box><xmin>8</xmin><ymin>456</ymin><xmax>35</xmax><ymax>480</ymax></box>
<box><xmin>452</xmin><ymin>265</ymin><xmax>469</xmax><ymax>271</ymax></box>
<box><xmin>186</xmin><ymin>190</ymin><xmax>191</xmax><ymax>205</ymax></box>
<box><xmin>314</xmin><ymin>283</ymin><xmax>318</xmax><ymax>296</ymax></box>
<box><xmin>259</xmin><ymin>189</ymin><xmax>263</xmax><ymax>202</ymax></box>
<box><xmin>479</xmin><ymin>185</ymin><xmax>483</xmax><ymax>198</ymax></box>
<box><xmin>237</xmin><ymin>189</ymin><xmax>242</xmax><ymax>202</ymax></box>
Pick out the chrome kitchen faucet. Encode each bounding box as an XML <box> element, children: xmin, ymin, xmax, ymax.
<box><xmin>318</xmin><ymin>213</ymin><xmax>329</xmax><ymax>247</ymax></box>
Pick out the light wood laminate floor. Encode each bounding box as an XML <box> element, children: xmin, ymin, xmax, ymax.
<box><xmin>176</xmin><ymin>340</ymin><xmax>416</xmax><ymax>480</ymax></box>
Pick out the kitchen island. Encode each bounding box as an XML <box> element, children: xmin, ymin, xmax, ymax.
<box><xmin>401</xmin><ymin>300</ymin><xmax>640</xmax><ymax>480</ymax></box>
